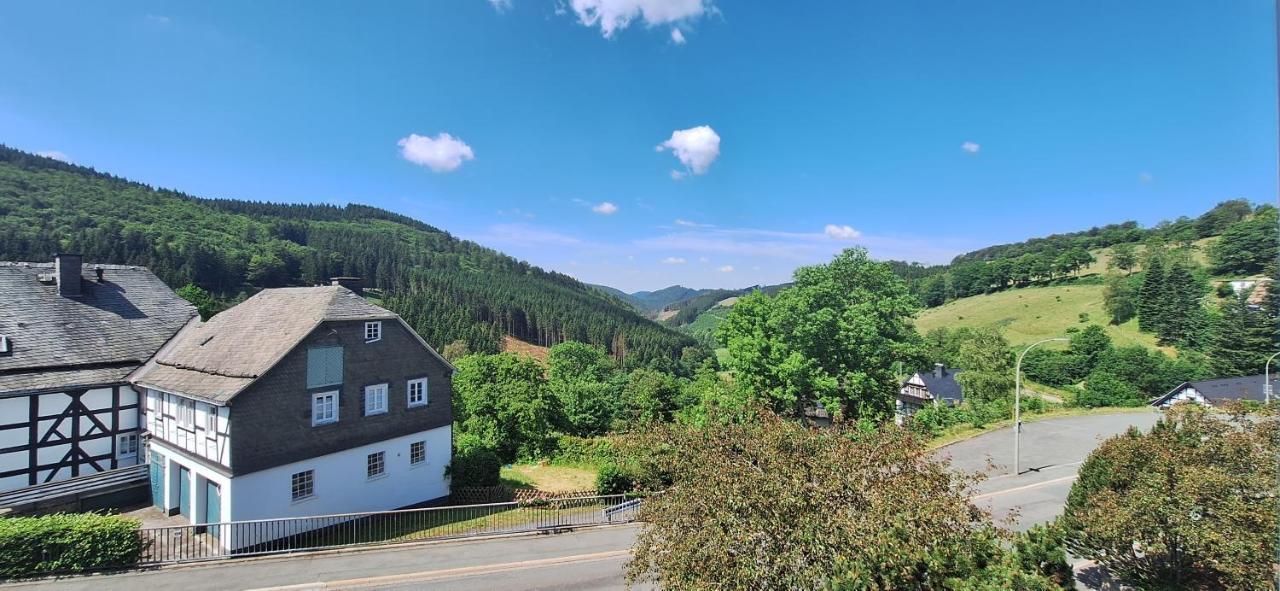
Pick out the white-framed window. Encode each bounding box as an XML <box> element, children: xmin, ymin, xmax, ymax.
<box><xmin>312</xmin><ymin>391</ymin><xmax>338</xmax><ymax>426</ymax></box>
<box><xmin>364</xmin><ymin>384</ymin><xmax>388</xmax><ymax>416</ymax></box>
<box><xmin>291</xmin><ymin>470</ymin><xmax>314</xmax><ymax>501</ymax></box>
<box><xmin>364</xmin><ymin>321</ymin><xmax>382</xmax><ymax>343</ymax></box>
<box><xmin>367</xmin><ymin>451</ymin><xmax>386</xmax><ymax>479</ymax></box>
<box><xmin>177</xmin><ymin>398</ymin><xmax>195</xmax><ymax>429</ymax></box>
<box><xmin>407</xmin><ymin>377</ymin><xmax>428</xmax><ymax>408</ymax></box>
<box><xmin>204</xmin><ymin>404</ymin><xmax>217</xmax><ymax>432</ymax></box>
<box><xmin>117</xmin><ymin>433</ymin><xmax>139</xmax><ymax>460</ymax></box>
<box><xmin>409</xmin><ymin>441</ymin><xmax>426</xmax><ymax>466</ymax></box>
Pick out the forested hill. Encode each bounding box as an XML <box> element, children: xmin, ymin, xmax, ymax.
<box><xmin>0</xmin><ymin>145</ymin><xmax>697</xmax><ymax>365</ymax></box>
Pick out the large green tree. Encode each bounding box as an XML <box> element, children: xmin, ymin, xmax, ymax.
<box><xmin>547</xmin><ymin>341</ymin><xmax>620</xmax><ymax>436</ymax></box>
<box><xmin>451</xmin><ymin>352</ymin><xmax>562</xmax><ymax>462</ymax></box>
<box><xmin>1209</xmin><ymin>205</ymin><xmax>1278</xmax><ymax>275</ymax></box>
<box><xmin>717</xmin><ymin>248</ymin><xmax>925</xmax><ymax>421</ymax></box>
<box><xmin>953</xmin><ymin>327</ymin><xmax>1015</xmax><ymax>403</ymax></box>
<box><xmin>1137</xmin><ymin>256</ymin><xmax>1166</xmax><ymax>334</ymax></box>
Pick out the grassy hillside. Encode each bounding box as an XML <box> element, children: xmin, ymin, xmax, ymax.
<box><xmin>0</xmin><ymin>145</ymin><xmax>697</xmax><ymax>364</ymax></box>
<box><xmin>915</xmin><ymin>283</ymin><xmax>1168</xmax><ymax>352</ymax></box>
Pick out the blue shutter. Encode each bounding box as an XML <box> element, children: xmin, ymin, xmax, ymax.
<box><xmin>307</xmin><ymin>346</ymin><xmax>344</xmax><ymax>388</ymax></box>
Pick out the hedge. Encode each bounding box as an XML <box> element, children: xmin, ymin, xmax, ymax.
<box><xmin>447</xmin><ymin>445</ymin><xmax>502</xmax><ymax>487</ymax></box>
<box><xmin>0</xmin><ymin>513</ymin><xmax>144</xmax><ymax>578</ymax></box>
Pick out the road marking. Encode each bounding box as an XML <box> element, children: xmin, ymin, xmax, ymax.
<box><xmin>971</xmin><ymin>474</ymin><xmax>1077</xmax><ymax>501</ymax></box>
<box><xmin>244</xmin><ymin>549</ymin><xmax>631</xmax><ymax>590</ymax></box>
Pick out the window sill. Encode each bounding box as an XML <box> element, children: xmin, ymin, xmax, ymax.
<box><xmin>407</xmin><ymin>402</ymin><xmax>427</xmax><ymax>410</ymax></box>
<box><xmin>366</xmin><ymin>474</ymin><xmax>388</xmax><ymax>482</ymax></box>
<box><xmin>409</xmin><ymin>461</ymin><xmax>427</xmax><ymax>470</ymax></box>
<box><xmin>365</xmin><ymin>338</ymin><xmax>381</xmax><ymax>344</ymax></box>
<box><xmin>311</xmin><ymin>420</ymin><xmax>339</xmax><ymax>428</ymax></box>
<box><xmin>291</xmin><ymin>495</ymin><xmax>316</xmax><ymax>505</ymax></box>
<box><xmin>364</xmin><ymin>410</ymin><xmax>388</xmax><ymax>417</ymax></box>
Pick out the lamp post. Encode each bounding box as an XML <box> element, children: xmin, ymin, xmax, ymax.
<box><xmin>1265</xmin><ymin>352</ymin><xmax>1279</xmax><ymax>405</ymax></box>
<box><xmin>1014</xmin><ymin>337</ymin><xmax>1068</xmax><ymax>476</ymax></box>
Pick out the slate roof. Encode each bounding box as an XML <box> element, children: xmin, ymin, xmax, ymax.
<box><xmin>129</xmin><ymin>286</ymin><xmax>433</xmax><ymax>404</ymax></box>
<box><xmin>909</xmin><ymin>366</ymin><xmax>966</xmax><ymax>403</ymax></box>
<box><xmin>1151</xmin><ymin>374</ymin><xmax>1280</xmax><ymax>407</ymax></box>
<box><xmin>0</xmin><ymin>262</ymin><xmax>195</xmax><ymax>395</ymax></box>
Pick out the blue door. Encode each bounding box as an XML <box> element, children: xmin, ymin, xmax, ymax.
<box><xmin>177</xmin><ymin>466</ymin><xmax>191</xmax><ymax>518</ymax></box>
<box><xmin>149</xmin><ymin>453</ymin><xmax>165</xmax><ymax>509</ymax></box>
<box><xmin>203</xmin><ymin>480</ymin><xmax>221</xmax><ymax>538</ymax></box>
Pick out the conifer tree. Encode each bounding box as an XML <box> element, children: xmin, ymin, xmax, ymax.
<box><xmin>1208</xmin><ymin>292</ymin><xmax>1274</xmax><ymax>376</ymax></box>
<box><xmin>1159</xmin><ymin>263</ymin><xmax>1205</xmax><ymax>348</ymax></box>
<box><xmin>1137</xmin><ymin>256</ymin><xmax>1166</xmax><ymax>334</ymax></box>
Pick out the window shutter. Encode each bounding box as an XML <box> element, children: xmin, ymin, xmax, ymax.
<box><xmin>307</xmin><ymin>346</ymin><xmax>344</xmax><ymax>388</ymax></box>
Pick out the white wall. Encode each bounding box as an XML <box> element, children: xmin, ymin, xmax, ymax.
<box><xmin>0</xmin><ymin>386</ymin><xmax>140</xmax><ymax>493</ymax></box>
<box><xmin>1160</xmin><ymin>386</ymin><xmax>1206</xmax><ymax>408</ymax></box>
<box><xmin>144</xmin><ymin>388</ymin><xmax>230</xmax><ymax>468</ymax></box>
<box><xmin>148</xmin><ymin>439</ymin><xmax>235</xmax><ymax>551</ymax></box>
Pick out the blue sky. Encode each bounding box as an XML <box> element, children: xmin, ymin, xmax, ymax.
<box><xmin>0</xmin><ymin>1</ymin><xmax>1275</xmax><ymax>292</ymax></box>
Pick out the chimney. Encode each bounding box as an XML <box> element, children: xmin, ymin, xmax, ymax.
<box><xmin>54</xmin><ymin>253</ymin><xmax>83</xmax><ymax>297</ymax></box>
<box><xmin>94</xmin><ymin>266</ymin><xmax>105</xmax><ymax>282</ymax></box>
<box><xmin>934</xmin><ymin>362</ymin><xmax>945</xmax><ymax>378</ymax></box>
<box><xmin>330</xmin><ymin>277</ymin><xmax>363</xmax><ymax>295</ymax></box>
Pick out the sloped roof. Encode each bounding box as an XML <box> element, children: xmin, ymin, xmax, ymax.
<box><xmin>1152</xmin><ymin>374</ymin><xmax>1279</xmax><ymax>406</ymax></box>
<box><xmin>130</xmin><ymin>286</ymin><xmax>410</xmax><ymax>404</ymax></box>
<box><xmin>913</xmin><ymin>367</ymin><xmax>965</xmax><ymax>403</ymax></box>
<box><xmin>0</xmin><ymin>262</ymin><xmax>195</xmax><ymax>394</ymax></box>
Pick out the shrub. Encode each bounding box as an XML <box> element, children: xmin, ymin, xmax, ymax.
<box><xmin>1063</xmin><ymin>404</ymin><xmax>1278</xmax><ymax>589</ymax></box>
<box><xmin>549</xmin><ymin>435</ymin><xmax>615</xmax><ymax>467</ymax></box>
<box><xmin>447</xmin><ymin>445</ymin><xmax>501</xmax><ymax>488</ymax></box>
<box><xmin>0</xmin><ymin>513</ymin><xmax>144</xmax><ymax>578</ymax></box>
<box><xmin>594</xmin><ymin>462</ymin><xmax>635</xmax><ymax>495</ymax></box>
<box><xmin>1075</xmin><ymin>371</ymin><xmax>1144</xmax><ymax>408</ymax></box>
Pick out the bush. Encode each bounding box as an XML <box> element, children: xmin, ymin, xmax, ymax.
<box><xmin>447</xmin><ymin>445</ymin><xmax>501</xmax><ymax>488</ymax></box>
<box><xmin>0</xmin><ymin>513</ymin><xmax>144</xmax><ymax>578</ymax></box>
<box><xmin>594</xmin><ymin>462</ymin><xmax>635</xmax><ymax>495</ymax></box>
<box><xmin>1075</xmin><ymin>371</ymin><xmax>1145</xmax><ymax>408</ymax></box>
<box><xmin>549</xmin><ymin>435</ymin><xmax>615</xmax><ymax>467</ymax></box>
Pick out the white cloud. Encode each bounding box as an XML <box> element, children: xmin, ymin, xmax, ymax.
<box><xmin>698</xmin><ymin>256</ymin><xmax>709</xmax><ymax>263</ymax></box>
<box><xmin>591</xmin><ymin>201</ymin><xmax>619</xmax><ymax>215</ymax></box>
<box><xmin>674</xmin><ymin>218</ymin><xmax>712</xmax><ymax>228</ymax></box>
<box><xmin>657</xmin><ymin>125</ymin><xmax>720</xmax><ymax>177</ymax></box>
<box><xmin>144</xmin><ymin>14</ymin><xmax>172</xmax><ymax>26</ymax></box>
<box><xmin>397</xmin><ymin>132</ymin><xmax>475</xmax><ymax>173</ymax></box>
<box><xmin>36</xmin><ymin>150</ymin><xmax>71</xmax><ymax>163</ymax></box>
<box><xmin>569</xmin><ymin>0</ymin><xmax>714</xmax><ymax>38</ymax></box>
<box><xmin>961</xmin><ymin>141</ymin><xmax>981</xmax><ymax>154</ymax></box>
<box><xmin>718</xmin><ymin>265</ymin><xmax>734</xmax><ymax>273</ymax></box>
<box><xmin>479</xmin><ymin>223</ymin><xmax>581</xmax><ymax>247</ymax></box>
<box><xmin>670</xmin><ymin>28</ymin><xmax>686</xmax><ymax>44</ymax></box>
<box><xmin>662</xmin><ymin>257</ymin><xmax>687</xmax><ymax>264</ymax></box>
<box><xmin>1139</xmin><ymin>171</ymin><xmax>1154</xmax><ymax>183</ymax></box>
<box><xmin>488</xmin><ymin>0</ymin><xmax>513</xmax><ymax>12</ymax></box>
<box><xmin>823</xmin><ymin>224</ymin><xmax>861</xmax><ymax>241</ymax></box>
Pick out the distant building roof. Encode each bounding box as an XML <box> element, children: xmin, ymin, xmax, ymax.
<box><xmin>902</xmin><ymin>364</ymin><xmax>965</xmax><ymax>404</ymax></box>
<box><xmin>0</xmin><ymin>261</ymin><xmax>195</xmax><ymax>394</ymax></box>
<box><xmin>1151</xmin><ymin>374</ymin><xmax>1279</xmax><ymax>407</ymax></box>
<box><xmin>129</xmin><ymin>285</ymin><xmax>443</xmax><ymax>404</ymax></box>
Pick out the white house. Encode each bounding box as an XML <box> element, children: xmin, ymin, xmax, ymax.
<box><xmin>128</xmin><ymin>281</ymin><xmax>454</xmax><ymax>550</ymax></box>
<box><xmin>1150</xmin><ymin>374</ymin><xmax>1277</xmax><ymax>409</ymax></box>
<box><xmin>0</xmin><ymin>255</ymin><xmax>194</xmax><ymax>501</ymax></box>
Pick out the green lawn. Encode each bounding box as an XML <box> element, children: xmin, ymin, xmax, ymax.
<box><xmin>915</xmin><ymin>283</ymin><xmax>1170</xmax><ymax>354</ymax></box>
<box><xmin>500</xmin><ymin>464</ymin><xmax>597</xmax><ymax>492</ymax></box>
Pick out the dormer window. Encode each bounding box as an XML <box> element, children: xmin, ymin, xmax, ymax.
<box><xmin>364</xmin><ymin>321</ymin><xmax>382</xmax><ymax>343</ymax></box>
<box><xmin>0</xmin><ymin>335</ymin><xmax>9</xmax><ymax>355</ymax></box>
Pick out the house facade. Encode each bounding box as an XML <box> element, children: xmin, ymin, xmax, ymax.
<box><xmin>1150</xmin><ymin>374</ymin><xmax>1278</xmax><ymax>408</ymax></box>
<box><xmin>0</xmin><ymin>255</ymin><xmax>195</xmax><ymax>497</ymax></box>
<box><xmin>129</xmin><ymin>283</ymin><xmax>453</xmax><ymax>549</ymax></box>
<box><xmin>897</xmin><ymin>363</ymin><xmax>965</xmax><ymax>423</ymax></box>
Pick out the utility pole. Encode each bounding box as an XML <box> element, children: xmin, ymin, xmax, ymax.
<box><xmin>1013</xmin><ymin>337</ymin><xmax>1068</xmax><ymax>476</ymax></box>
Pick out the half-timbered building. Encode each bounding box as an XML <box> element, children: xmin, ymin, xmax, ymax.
<box><xmin>896</xmin><ymin>363</ymin><xmax>966</xmax><ymax>424</ymax></box>
<box><xmin>0</xmin><ymin>255</ymin><xmax>195</xmax><ymax>495</ymax></box>
<box><xmin>128</xmin><ymin>282</ymin><xmax>453</xmax><ymax>548</ymax></box>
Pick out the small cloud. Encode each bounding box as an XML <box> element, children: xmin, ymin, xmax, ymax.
<box><xmin>657</xmin><ymin>125</ymin><xmax>720</xmax><ymax>178</ymax></box>
<box><xmin>144</xmin><ymin>14</ymin><xmax>172</xmax><ymax>26</ymax></box>
<box><xmin>398</xmin><ymin>132</ymin><xmax>475</xmax><ymax>173</ymax></box>
<box><xmin>488</xmin><ymin>0</ymin><xmax>513</xmax><ymax>12</ymax></box>
<box><xmin>823</xmin><ymin>224</ymin><xmax>861</xmax><ymax>241</ymax></box>
<box><xmin>662</xmin><ymin>257</ymin><xmax>687</xmax><ymax>264</ymax></box>
<box><xmin>1139</xmin><ymin>171</ymin><xmax>1154</xmax><ymax>184</ymax></box>
<box><xmin>591</xmin><ymin>201</ymin><xmax>619</xmax><ymax>215</ymax></box>
<box><xmin>36</xmin><ymin>150</ymin><xmax>71</xmax><ymax>163</ymax></box>
<box><xmin>698</xmin><ymin>256</ymin><xmax>710</xmax><ymax>263</ymax></box>
<box><xmin>961</xmin><ymin>141</ymin><xmax>981</xmax><ymax>154</ymax></box>
<box><xmin>674</xmin><ymin>218</ymin><xmax>713</xmax><ymax>228</ymax></box>
<box><xmin>718</xmin><ymin>265</ymin><xmax>734</xmax><ymax>273</ymax></box>
<box><xmin>569</xmin><ymin>0</ymin><xmax>715</xmax><ymax>39</ymax></box>
<box><xmin>670</xmin><ymin>28</ymin><xmax>686</xmax><ymax>44</ymax></box>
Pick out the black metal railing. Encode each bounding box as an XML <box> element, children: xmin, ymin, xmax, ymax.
<box><xmin>136</xmin><ymin>494</ymin><xmax>640</xmax><ymax>565</ymax></box>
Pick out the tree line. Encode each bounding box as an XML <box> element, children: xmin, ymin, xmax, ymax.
<box><xmin>0</xmin><ymin>145</ymin><xmax>699</xmax><ymax>366</ymax></box>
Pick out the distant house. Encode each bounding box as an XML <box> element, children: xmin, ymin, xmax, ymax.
<box><xmin>1150</xmin><ymin>374</ymin><xmax>1279</xmax><ymax>408</ymax></box>
<box><xmin>0</xmin><ymin>255</ymin><xmax>195</xmax><ymax>499</ymax></box>
<box><xmin>128</xmin><ymin>281</ymin><xmax>453</xmax><ymax>549</ymax></box>
<box><xmin>897</xmin><ymin>363</ymin><xmax>965</xmax><ymax>422</ymax></box>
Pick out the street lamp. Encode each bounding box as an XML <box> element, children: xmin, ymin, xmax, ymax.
<box><xmin>1265</xmin><ymin>352</ymin><xmax>1279</xmax><ymax>405</ymax></box>
<box><xmin>1014</xmin><ymin>337</ymin><xmax>1068</xmax><ymax>476</ymax></box>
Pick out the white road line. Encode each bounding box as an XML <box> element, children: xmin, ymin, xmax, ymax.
<box><xmin>244</xmin><ymin>549</ymin><xmax>631</xmax><ymax>590</ymax></box>
<box><xmin>971</xmin><ymin>474</ymin><xmax>1078</xmax><ymax>501</ymax></box>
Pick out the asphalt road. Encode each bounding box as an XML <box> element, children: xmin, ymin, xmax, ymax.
<box><xmin>8</xmin><ymin>411</ymin><xmax>1161</xmax><ymax>590</ymax></box>
<box><xmin>935</xmin><ymin>409</ymin><xmax>1161</xmax><ymax>531</ymax></box>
